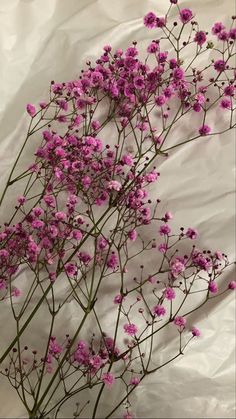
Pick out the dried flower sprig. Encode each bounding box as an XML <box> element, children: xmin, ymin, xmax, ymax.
<box><xmin>0</xmin><ymin>1</ymin><xmax>235</xmax><ymax>418</ymax></box>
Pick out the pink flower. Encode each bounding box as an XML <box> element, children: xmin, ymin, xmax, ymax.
<box><xmin>134</xmin><ymin>76</ymin><xmax>145</xmax><ymax>89</ymax></box>
<box><xmin>199</xmin><ymin>124</ymin><xmax>211</xmax><ymax>136</ymax></box>
<box><xmin>144</xmin><ymin>12</ymin><xmax>157</xmax><ymax>29</ymax></box>
<box><xmin>101</xmin><ymin>372</ymin><xmax>115</xmax><ymax>387</ymax></box>
<box><xmin>194</xmin><ymin>31</ymin><xmax>207</xmax><ymax>46</ymax></box>
<box><xmin>97</xmin><ymin>237</ymin><xmax>108</xmax><ymax>250</ymax></box>
<box><xmin>171</xmin><ymin>258</ymin><xmax>185</xmax><ymax>278</ymax></box>
<box><xmin>159</xmin><ymin>224</ymin><xmax>171</xmax><ymax>236</ymax></box>
<box><xmin>65</xmin><ymin>263</ymin><xmax>77</xmax><ymax>277</ymax></box>
<box><xmin>73</xmin><ymin>230</ymin><xmax>82</xmax><ymax>241</ymax></box>
<box><xmin>130</xmin><ymin>376</ymin><xmax>140</xmax><ymax>386</ymax></box>
<box><xmin>49</xmin><ymin>337</ymin><xmax>62</xmax><ymax>355</ymax></box>
<box><xmin>107</xmin><ymin>253</ymin><xmax>118</xmax><ymax>269</ymax></box>
<box><xmin>158</xmin><ymin>243</ymin><xmax>168</xmax><ymax>253</ymax></box>
<box><xmin>214</xmin><ymin>59</ymin><xmax>226</xmax><ymax>72</ymax></box>
<box><xmin>124</xmin><ymin>323</ymin><xmax>138</xmax><ymax>336</ymax></box>
<box><xmin>186</xmin><ymin>228</ymin><xmax>198</xmax><ymax>240</ymax></box>
<box><xmin>123</xmin><ymin>412</ymin><xmax>134</xmax><ymax>419</ymax></box>
<box><xmin>191</xmin><ymin>327</ymin><xmax>201</xmax><ymax>337</ymax></box>
<box><xmin>164</xmin><ymin>287</ymin><xmax>176</xmax><ymax>300</ymax></box>
<box><xmin>128</xmin><ymin>230</ymin><xmax>137</xmax><ymax>242</ymax></box>
<box><xmin>155</xmin><ymin>95</ymin><xmax>166</xmax><ymax>107</ymax></box>
<box><xmin>113</xmin><ymin>294</ymin><xmax>124</xmax><ymax>304</ymax></box>
<box><xmin>147</xmin><ymin>41</ymin><xmax>159</xmax><ymax>53</ymax></box>
<box><xmin>108</xmin><ymin>180</ymin><xmax>122</xmax><ymax>191</ymax></box>
<box><xmin>220</xmin><ymin>99</ymin><xmax>231</xmax><ymax>110</ymax></box>
<box><xmin>43</xmin><ymin>195</ymin><xmax>56</xmax><ymax>208</ymax></box>
<box><xmin>228</xmin><ymin>281</ymin><xmax>236</xmax><ymax>290</ymax></box>
<box><xmin>212</xmin><ymin>22</ymin><xmax>225</xmax><ymax>35</ymax></box>
<box><xmin>152</xmin><ymin>304</ymin><xmax>166</xmax><ymax>317</ymax></box>
<box><xmin>179</xmin><ymin>8</ymin><xmax>193</xmax><ymax>24</ymax></box>
<box><xmin>26</xmin><ymin>103</ymin><xmax>36</xmax><ymax>117</ymax></box>
<box><xmin>55</xmin><ymin>211</ymin><xmax>66</xmax><ymax>221</ymax></box>
<box><xmin>208</xmin><ymin>281</ymin><xmax>218</xmax><ymax>294</ymax></box>
<box><xmin>174</xmin><ymin>316</ymin><xmax>186</xmax><ymax>327</ymax></box>
<box><xmin>17</xmin><ymin>196</ymin><xmax>26</xmax><ymax>205</ymax></box>
<box><xmin>12</xmin><ymin>287</ymin><xmax>21</xmax><ymax>297</ymax></box>
<box><xmin>224</xmin><ymin>85</ymin><xmax>235</xmax><ymax>97</ymax></box>
<box><xmin>122</xmin><ymin>154</ymin><xmax>134</xmax><ymax>166</ymax></box>
<box><xmin>173</xmin><ymin>67</ymin><xmax>185</xmax><ymax>80</ymax></box>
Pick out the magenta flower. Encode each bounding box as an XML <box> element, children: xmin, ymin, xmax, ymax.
<box><xmin>164</xmin><ymin>287</ymin><xmax>176</xmax><ymax>300</ymax></box>
<box><xmin>179</xmin><ymin>8</ymin><xmax>193</xmax><ymax>24</ymax></box>
<box><xmin>152</xmin><ymin>304</ymin><xmax>166</xmax><ymax>317</ymax></box>
<box><xmin>128</xmin><ymin>230</ymin><xmax>137</xmax><ymax>242</ymax></box>
<box><xmin>143</xmin><ymin>12</ymin><xmax>157</xmax><ymax>29</ymax></box>
<box><xmin>159</xmin><ymin>224</ymin><xmax>171</xmax><ymax>236</ymax></box>
<box><xmin>171</xmin><ymin>258</ymin><xmax>185</xmax><ymax>278</ymax></box>
<box><xmin>228</xmin><ymin>281</ymin><xmax>236</xmax><ymax>290</ymax></box>
<box><xmin>174</xmin><ymin>316</ymin><xmax>186</xmax><ymax>327</ymax></box>
<box><xmin>220</xmin><ymin>98</ymin><xmax>231</xmax><ymax>110</ymax></box>
<box><xmin>124</xmin><ymin>323</ymin><xmax>138</xmax><ymax>336</ymax></box>
<box><xmin>186</xmin><ymin>228</ymin><xmax>198</xmax><ymax>240</ymax></box>
<box><xmin>108</xmin><ymin>180</ymin><xmax>122</xmax><ymax>191</ymax></box>
<box><xmin>214</xmin><ymin>59</ymin><xmax>226</xmax><ymax>72</ymax></box>
<box><xmin>212</xmin><ymin>22</ymin><xmax>225</xmax><ymax>35</ymax></box>
<box><xmin>194</xmin><ymin>31</ymin><xmax>207</xmax><ymax>46</ymax></box>
<box><xmin>130</xmin><ymin>376</ymin><xmax>140</xmax><ymax>386</ymax></box>
<box><xmin>26</xmin><ymin>103</ymin><xmax>36</xmax><ymax>117</ymax></box>
<box><xmin>158</xmin><ymin>243</ymin><xmax>167</xmax><ymax>254</ymax></box>
<box><xmin>65</xmin><ymin>263</ymin><xmax>77</xmax><ymax>277</ymax></box>
<box><xmin>107</xmin><ymin>253</ymin><xmax>118</xmax><ymax>270</ymax></box>
<box><xmin>191</xmin><ymin>327</ymin><xmax>201</xmax><ymax>337</ymax></box>
<box><xmin>199</xmin><ymin>124</ymin><xmax>211</xmax><ymax>136</ymax></box>
<box><xmin>173</xmin><ymin>67</ymin><xmax>185</xmax><ymax>80</ymax></box>
<box><xmin>101</xmin><ymin>372</ymin><xmax>115</xmax><ymax>387</ymax></box>
<box><xmin>208</xmin><ymin>281</ymin><xmax>218</xmax><ymax>294</ymax></box>
<box><xmin>155</xmin><ymin>95</ymin><xmax>166</xmax><ymax>107</ymax></box>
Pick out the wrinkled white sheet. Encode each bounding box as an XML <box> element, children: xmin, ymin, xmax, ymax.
<box><xmin>0</xmin><ymin>0</ymin><xmax>235</xmax><ymax>418</ymax></box>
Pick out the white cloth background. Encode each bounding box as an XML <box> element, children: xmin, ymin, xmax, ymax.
<box><xmin>0</xmin><ymin>0</ymin><xmax>235</xmax><ymax>418</ymax></box>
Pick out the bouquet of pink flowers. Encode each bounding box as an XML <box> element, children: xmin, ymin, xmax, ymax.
<box><xmin>0</xmin><ymin>1</ymin><xmax>235</xmax><ymax>418</ymax></box>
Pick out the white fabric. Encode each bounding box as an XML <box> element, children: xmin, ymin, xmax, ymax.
<box><xmin>0</xmin><ymin>0</ymin><xmax>235</xmax><ymax>418</ymax></box>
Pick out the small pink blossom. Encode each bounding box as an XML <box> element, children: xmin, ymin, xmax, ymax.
<box><xmin>228</xmin><ymin>281</ymin><xmax>236</xmax><ymax>290</ymax></box>
<box><xmin>17</xmin><ymin>196</ymin><xmax>26</xmax><ymax>205</ymax></box>
<box><xmin>130</xmin><ymin>377</ymin><xmax>140</xmax><ymax>386</ymax></box>
<box><xmin>199</xmin><ymin>124</ymin><xmax>211</xmax><ymax>136</ymax></box>
<box><xmin>159</xmin><ymin>224</ymin><xmax>171</xmax><ymax>236</ymax></box>
<box><xmin>194</xmin><ymin>31</ymin><xmax>207</xmax><ymax>46</ymax></box>
<box><xmin>144</xmin><ymin>12</ymin><xmax>157</xmax><ymax>29</ymax></box>
<box><xmin>152</xmin><ymin>304</ymin><xmax>166</xmax><ymax>317</ymax></box>
<box><xmin>101</xmin><ymin>372</ymin><xmax>115</xmax><ymax>387</ymax></box>
<box><xmin>107</xmin><ymin>253</ymin><xmax>118</xmax><ymax>270</ymax></box>
<box><xmin>26</xmin><ymin>103</ymin><xmax>36</xmax><ymax>117</ymax></box>
<box><xmin>179</xmin><ymin>8</ymin><xmax>193</xmax><ymax>24</ymax></box>
<box><xmin>174</xmin><ymin>316</ymin><xmax>186</xmax><ymax>327</ymax></box>
<box><xmin>212</xmin><ymin>22</ymin><xmax>225</xmax><ymax>35</ymax></box>
<box><xmin>164</xmin><ymin>287</ymin><xmax>176</xmax><ymax>300</ymax></box>
<box><xmin>186</xmin><ymin>228</ymin><xmax>198</xmax><ymax>240</ymax></box>
<box><xmin>158</xmin><ymin>243</ymin><xmax>168</xmax><ymax>253</ymax></box>
<box><xmin>220</xmin><ymin>98</ymin><xmax>231</xmax><ymax>110</ymax></box>
<box><xmin>113</xmin><ymin>294</ymin><xmax>124</xmax><ymax>304</ymax></box>
<box><xmin>108</xmin><ymin>180</ymin><xmax>122</xmax><ymax>191</ymax></box>
<box><xmin>124</xmin><ymin>323</ymin><xmax>138</xmax><ymax>336</ymax></box>
<box><xmin>65</xmin><ymin>263</ymin><xmax>77</xmax><ymax>277</ymax></box>
<box><xmin>214</xmin><ymin>59</ymin><xmax>226</xmax><ymax>72</ymax></box>
<box><xmin>208</xmin><ymin>281</ymin><xmax>218</xmax><ymax>294</ymax></box>
<box><xmin>128</xmin><ymin>230</ymin><xmax>137</xmax><ymax>242</ymax></box>
<box><xmin>12</xmin><ymin>287</ymin><xmax>21</xmax><ymax>297</ymax></box>
<box><xmin>123</xmin><ymin>412</ymin><xmax>134</xmax><ymax>419</ymax></box>
<box><xmin>191</xmin><ymin>327</ymin><xmax>201</xmax><ymax>337</ymax></box>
